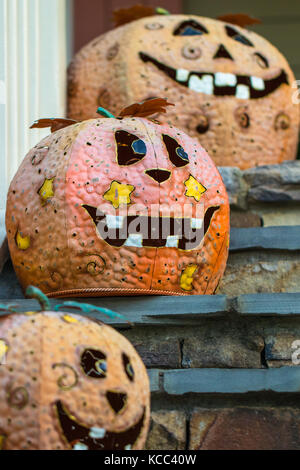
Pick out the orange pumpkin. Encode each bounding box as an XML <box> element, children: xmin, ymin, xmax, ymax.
<box><xmin>67</xmin><ymin>8</ymin><xmax>299</xmax><ymax>170</ymax></box>
<box><xmin>5</xmin><ymin>100</ymin><xmax>230</xmax><ymax>297</ymax></box>
<box><xmin>0</xmin><ymin>287</ymin><xmax>150</xmax><ymax>450</ymax></box>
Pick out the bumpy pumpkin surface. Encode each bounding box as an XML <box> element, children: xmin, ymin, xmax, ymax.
<box><xmin>0</xmin><ymin>309</ymin><xmax>150</xmax><ymax>450</ymax></box>
<box><xmin>6</xmin><ymin>115</ymin><xmax>229</xmax><ymax>297</ymax></box>
<box><xmin>68</xmin><ymin>14</ymin><xmax>299</xmax><ymax>169</ymax></box>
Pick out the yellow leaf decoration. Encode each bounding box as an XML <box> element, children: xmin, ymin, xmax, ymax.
<box><xmin>62</xmin><ymin>315</ymin><xmax>79</xmax><ymax>324</ymax></box>
<box><xmin>15</xmin><ymin>231</ymin><xmax>30</xmax><ymax>250</ymax></box>
<box><xmin>180</xmin><ymin>265</ymin><xmax>198</xmax><ymax>291</ymax></box>
<box><xmin>104</xmin><ymin>181</ymin><xmax>135</xmax><ymax>209</ymax></box>
<box><xmin>38</xmin><ymin>178</ymin><xmax>55</xmax><ymax>202</ymax></box>
<box><xmin>0</xmin><ymin>339</ymin><xmax>8</xmax><ymax>363</ymax></box>
<box><xmin>184</xmin><ymin>175</ymin><xmax>207</xmax><ymax>202</ymax></box>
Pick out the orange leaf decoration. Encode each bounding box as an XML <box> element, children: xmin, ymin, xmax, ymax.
<box><xmin>30</xmin><ymin>118</ymin><xmax>78</xmax><ymax>133</ymax></box>
<box><xmin>119</xmin><ymin>98</ymin><xmax>175</xmax><ymax>118</ymax></box>
<box><xmin>217</xmin><ymin>13</ymin><xmax>261</xmax><ymax>28</ymax></box>
<box><xmin>113</xmin><ymin>4</ymin><xmax>156</xmax><ymax>27</ymax></box>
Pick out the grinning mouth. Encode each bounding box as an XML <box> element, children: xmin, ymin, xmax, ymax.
<box><xmin>55</xmin><ymin>400</ymin><xmax>146</xmax><ymax>450</ymax></box>
<box><xmin>83</xmin><ymin>205</ymin><xmax>220</xmax><ymax>251</ymax></box>
<box><xmin>139</xmin><ymin>52</ymin><xmax>289</xmax><ymax>99</ymax></box>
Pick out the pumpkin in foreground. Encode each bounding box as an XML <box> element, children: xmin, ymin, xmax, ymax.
<box><xmin>67</xmin><ymin>7</ymin><xmax>299</xmax><ymax>169</ymax></box>
<box><xmin>0</xmin><ymin>288</ymin><xmax>150</xmax><ymax>450</ymax></box>
<box><xmin>6</xmin><ymin>100</ymin><xmax>230</xmax><ymax>297</ymax></box>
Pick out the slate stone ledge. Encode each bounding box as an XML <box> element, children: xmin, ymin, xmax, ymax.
<box><xmin>1</xmin><ymin>292</ymin><xmax>300</xmax><ymax>325</ymax></box>
<box><xmin>230</xmin><ymin>226</ymin><xmax>300</xmax><ymax>252</ymax></box>
<box><xmin>148</xmin><ymin>367</ymin><xmax>300</xmax><ymax>395</ymax></box>
<box><xmin>1</xmin><ymin>291</ymin><xmax>300</xmax><ymax>325</ymax></box>
<box><xmin>234</xmin><ymin>293</ymin><xmax>300</xmax><ymax>316</ymax></box>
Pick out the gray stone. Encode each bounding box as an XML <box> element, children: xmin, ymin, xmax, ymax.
<box><xmin>244</xmin><ymin>161</ymin><xmax>300</xmax><ymax>203</ymax></box>
<box><xmin>125</xmin><ymin>334</ymin><xmax>181</xmax><ymax>368</ymax></box>
<box><xmin>145</xmin><ymin>411</ymin><xmax>186</xmax><ymax>450</ymax></box>
<box><xmin>219</xmin><ymin>259</ymin><xmax>300</xmax><ymax>295</ymax></box>
<box><xmin>248</xmin><ymin>186</ymin><xmax>300</xmax><ymax>203</ymax></box>
<box><xmin>218</xmin><ymin>166</ymin><xmax>248</xmax><ymax>209</ymax></box>
<box><xmin>244</xmin><ymin>160</ymin><xmax>300</xmax><ymax>187</ymax></box>
<box><xmin>182</xmin><ymin>326</ymin><xmax>264</xmax><ymax>369</ymax></box>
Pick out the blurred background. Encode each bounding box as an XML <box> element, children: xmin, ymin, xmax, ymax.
<box><xmin>1</xmin><ymin>0</ymin><xmax>299</xmax><ymax>210</ymax></box>
<box><xmin>73</xmin><ymin>0</ymin><xmax>300</xmax><ymax>78</ymax></box>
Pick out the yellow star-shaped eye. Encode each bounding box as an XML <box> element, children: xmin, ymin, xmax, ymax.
<box><xmin>0</xmin><ymin>339</ymin><xmax>8</xmax><ymax>364</ymax></box>
<box><xmin>180</xmin><ymin>265</ymin><xmax>198</xmax><ymax>291</ymax></box>
<box><xmin>184</xmin><ymin>175</ymin><xmax>207</xmax><ymax>202</ymax></box>
<box><xmin>15</xmin><ymin>231</ymin><xmax>30</xmax><ymax>250</ymax></box>
<box><xmin>38</xmin><ymin>178</ymin><xmax>55</xmax><ymax>203</ymax></box>
<box><xmin>103</xmin><ymin>181</ymin><xmax>135</xmax><ymax>209</ymax></box>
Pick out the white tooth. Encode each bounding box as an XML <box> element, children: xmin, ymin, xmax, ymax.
<box><xmin>236</xmin><ymin>84</ymin><xmax>250</xmax><ymax>100</ymax></box>
<box><xmin>250</xmin><ymin>76</ymin><xmax>265</xmax><ymax>90</ymax></box>
<box><xmin>189</xmin><ymin>74</ymin><xmax>213</xmax><ymax>95</ymax></box>
<box><xmin>73</xmin><ymin>443</ymin><xmax>88</xmax><ymax>450</ymax></box>
<box><xmin>214</xmin><ymin>72</ymin><xmax>237</xmax><ymax>87</ymax></box>
<box><xmin>176</xmin><ymin>68</ymin><xmax>189</xmax><ymax>82</ymax></box>
<box><xmin>89</xmin><ymin>427</ymin><xmax>106</xmax><ymax>439</ymax></box>
<box><xmin>106</xmin><ymin>215</ymin><xmax>124</xmax><ymax>229</ymax></box>
<box><xmin>125</xmin><ymin>445</ymin><xmax>132</xmax><ymax>450</ymax></box>
<box><xmin>124</xmin><ymin>234</ymin><xmax>143</xmax><ymax>247</ymax></box>
<box><xmin>166</xmin><ymin>235</ymin><xmax>179</xmax><ymax>248</ymax></box>
<box><xmin>191</xmin><ymin>218</ymin><xmax>203</xmax><ymax>229</ymax></box>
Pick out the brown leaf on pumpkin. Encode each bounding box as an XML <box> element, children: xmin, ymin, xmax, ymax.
<box><xmin>30</xmin><ymin>118</ymin><xmax>78</xmax><ymax>133</ymax></box>
<box><xmin>119</xmin><ymin>98</ymin><xmax>175</xmax><ymax>118</ymax></box>
<box><xmin>113</xmin><ymin>4</ymin><xmax>156</xmax><ymax>27</ymax></box>
<box><xmin>217</xmin><ymin>13</ymin><xmax>261</xmax><ymax>28</ymax></box>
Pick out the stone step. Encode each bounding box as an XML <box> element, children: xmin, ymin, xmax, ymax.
<box><xmin>148</xmin><ymin>366</ymin><xmax>300</xmax><ymax>394</ymax></box>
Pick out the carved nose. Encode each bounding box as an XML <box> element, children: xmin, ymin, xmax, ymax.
<box><xmin>213</xmin><ymin>44</ymin><xmax>233</xmax><ymax>60</ymax></box>
<box><xmin>145</xmin><ymin>168</ymin><xmax>171</xmax><ymax>183</ymax></box>
<box><xmin>106</xmin><ymin>391</ymin><xmax>127</xmax><ymax>414</ymax></box>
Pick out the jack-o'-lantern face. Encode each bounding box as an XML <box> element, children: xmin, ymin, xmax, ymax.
<box><xmin>0</xmin><ymin>311</ymin><xmax>150</xmax><ymax>450</ymax></box>
<box><xmin>68</xmin><ymin>14</ymin><xmax>299</xmax><ymax>169</ymax></box>
<box><xmin>6</xmin><ymin>111</ymin><xmax>229</xmax><ymax>297</ymax></box>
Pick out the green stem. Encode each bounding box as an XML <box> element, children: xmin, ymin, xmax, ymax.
<box><xmin>97</xmin><ymin>107</ymin><xmax>116</xmax><ymax>119</ymax></box>
<box><xmin>25</xmin><ymin>286</ymin><xmax>51</xmax><ymax>311</ymax></box>
<box><xmin>156</xmin><ymin>7</ymin><xmax>170</xmax><ymax>15</ymax></box>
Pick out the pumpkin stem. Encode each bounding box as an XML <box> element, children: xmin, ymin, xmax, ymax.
<box><xmin>54</xmin><ymin>301</ymin><xmax>131</xmax><ymax>324</ymax></box>
<box><xmin>0</xmin><ymin>303</ymin><xmax>18</xmax><ymax>313</ymax></box>
<box><xmin>25</xmin><ymin>286</ymin><xmax>51</xmax><ymax>311</ymax></box>
<box><xmin>156</xmin><ymin>7</ymin><xmax>170</xmax><ymax>15</ymax></box>
<box><xmin>97</xmin><ymin>107</ymin><xmax>116</xmax><ymax>119</ymax></box>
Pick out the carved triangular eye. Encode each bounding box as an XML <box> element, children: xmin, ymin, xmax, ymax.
<box><xmin>225</xmin><ymin>25</ymin><xmax>254</xmax><ymax>47</ymax></box>
<box><xmin>174</xmin><ymin>20</ymin><xmax>208</xmax><ymax>36</ymax></box>
<box><xmin>162</xmin><ymin>135</ymin><xmax>189</xmax><ymax>167</ymax></box>
<box><xmin>115</xmin><ymin>131</ymin><xmax>147</xmax><ymax>166</ymax></box>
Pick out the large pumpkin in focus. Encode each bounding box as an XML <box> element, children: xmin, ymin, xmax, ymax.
<box><xmin>6</xmin><ymin>100</ymin><xmax>229</xmax><ymax>297</ymax></box>
<box><xmin>67</xmin><ymin>9</ymin><xmax>299</xmax><ymax>169</ymax></box>
<box><xmin>0</xmin><ymin>290</ymin><xmax>150</xmax><ymax>450</ymax></box>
